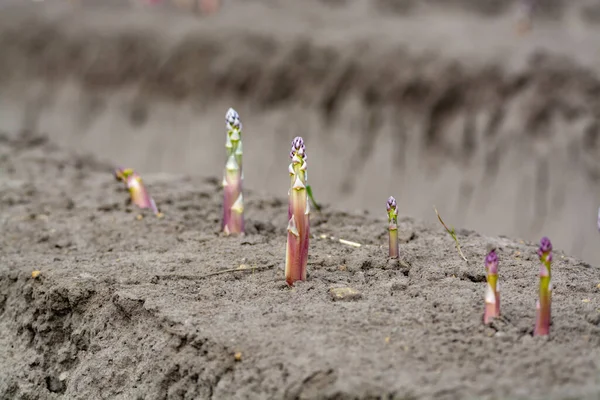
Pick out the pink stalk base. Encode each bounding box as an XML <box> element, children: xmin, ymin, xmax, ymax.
<box><xmin>127</xmin><ymin>174</ymin><xmax>159</xmax><ymax>215</ymax></box>
<box><xmin>389</xmin><ymin>228</ymin><xmax>398</xmax><ymax>258</ymax></box>
<box><xmin>285</xmin><ymin>189</ymin><xmax>309</xmax><ymax>286</ymax></box>
<box><xmin>222</xmin><ymin>173</ymin><xmax>244</xmax><ymax>235</ymax></box>
<box><xmin>483</xmin><ymin>288</ymin><xmax>500</xmax><ymax>324</ymax></box>
<box><xmin>534</xmin><ymin>292</ymin><xmax>551</xmax><ymax>336</ymax></box>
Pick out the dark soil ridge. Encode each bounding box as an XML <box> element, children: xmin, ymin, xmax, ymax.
<box><xmin>1</xmin><ymin>131</ymin><xmax>599</xmax><ymax>399</ymax></box>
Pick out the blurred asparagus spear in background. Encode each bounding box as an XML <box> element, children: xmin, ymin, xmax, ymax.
<box><xmin>515</xmin><ymin>0</ymin><xmax>535</xmax><ymax>35</ymax></box>
<box><xmin>285</xmin><ymin>137</ymin><xmax>310</xmax><ymax>286</ymax></box>
<box><xmin>222</xmin><ymin>108</ymin><xmax>244</xmax><ymax>235</ymax></box>
<box><xmin>534</xmin><ymin>236</ymin><xmax>552</xmax><ymax>336</ymax></box>
<box><xmin>114</xmin><ymin>168</ymin><xmax>160</xmax><ymax>216</ymax></box>
<box><xmin>387</xmin><ymin>196</ymin><xmax>399</xmax><ymax>258</ymax></box>
<box><xmin>434</xmin><ymin>206</ymin><xmax>468</xmax><ymax>262</ymax></box>
<box><xmin>483</xmin><ymin>249</ymin><xmax>500</xmax><ymax>324</ymax></box>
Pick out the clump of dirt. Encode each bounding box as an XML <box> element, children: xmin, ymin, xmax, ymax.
<box><xmin>0</xmin><ymin>131</ymin><xmax>599</xmax><ymax>399</ymax></box>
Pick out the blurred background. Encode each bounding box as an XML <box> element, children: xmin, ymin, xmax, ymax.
<box><xmin>1</xmin><ymin>0</ymin><xmax>600</xmax><ymax>264</ymax></box>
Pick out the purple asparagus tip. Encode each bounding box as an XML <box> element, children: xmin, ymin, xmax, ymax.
<box><xmin>597</xmin><ymin>207</ymin><xmax>600</xmax><ymax>232</ymax></box>
<box><xmin>290</xmin><ymin>137</ymin><xmax>306</xmax><ymax>160</ymax></box>
<box><xmin>537</xmin><ymin>236</ymin><xmax>553</xmax><ymax>261</ymax></box>
<box><xmin>386</xmin><ymin>196</ymin><xmax>397</xmax><ymax>213</ymax></box>
<box><xmin>226</xmin><ymin>107</ymin><xmax>242</xmax><ymax>131</ymax></box>
<box><xmin>485</xmin><ymin>249</ymin><xmax>498</xmax><ymax>267</ymax></box>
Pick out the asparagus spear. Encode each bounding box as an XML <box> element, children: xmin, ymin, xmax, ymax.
<box><xmin>222</xmin><ymin>108</ymin><xmax>244</xmax><ymax>235</ymax></box>
<box><xmin>126</xmin><ymin>172</ymin><xmax>160</xmax><ymax>215</ymax></box>
<box><xmin>534</xmin><ymin>237</ymin><xmax>552</xmax><ymax>336</ymax></box>
<box><xmin>387</xmin><ymin>196</ymin><xmax>399</xmax><ymax>258</ymax></box>
<box><xmin>483</xmin><ymin>249</ymin><xmax>500</xmax><ymax>324</ymax></box>
<box><xmin>114</xmin><ymin>167</ymin><xmax>160</xmax><ymax>215</ymax></box>
<box><xmin>285</xmin><ymin>136</ymin><xmax>310</xmax><ymax>286</ymax></box>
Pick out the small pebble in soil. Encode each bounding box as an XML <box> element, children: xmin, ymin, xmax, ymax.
<box><xmin>31</xmin><ymin>270</ymin><xmax>41</xmax><ymax>279</ymax></box>
<box><xmin>329</xmin><ymin>287</ymin><xmax>362</xmax><ymax>301</ymax></box>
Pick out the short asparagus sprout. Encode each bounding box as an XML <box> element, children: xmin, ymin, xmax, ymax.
<box><xmin>597</xmin><ymin>207</ymin><xmax>600</xmax><ymax>232</ymax></box>
<box><xmin>534</xmin><ymin>236</ymin><xmax>552</xmax><ymax>336</ymax></box>
<box><xmin>222</xmin><ymin>108</ymin><xmax>244</xmax><ymax>235</ymax></box>
<box><xmin>387</xmin><ymin>196</ymin><xmax>399</xmax><ymax>258</ymax></box>
<box><xmin>285</xmin><ymin>137</ymin><xmax>310</xmax><ymax>286</ymax></box>
<box><xmin>115</xmin><ymin>168</ymin><xmax>160</xmax><ymax>216</ymax></box>
<box><xmin>483</xmin><ymin>249</ymin><xmax>500</xmax><ymax>324</ymax></box>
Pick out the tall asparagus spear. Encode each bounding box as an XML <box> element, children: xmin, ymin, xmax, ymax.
<box><xmin>285</xmin><ymin>137</ymin><xmax>310</xmax><ymax>286</ymax></box>
<box><xmin>222</xmin><ymin>108</ymin><xmax>244</xmax><ymax>235</ymax></box>
<box><xmin>483</xmin><ymin>249</ymin><xmax>500</xmax><ymax>324</ymax></box>
<box><xmin>387</xmin><ymin>196</ymin><xmax>399</xmax><ymax>258</ymax></box>
<box><xmin>534</xmin><ymin>236</ymin><xmax>552</xmax><ymax>336</ymax></box>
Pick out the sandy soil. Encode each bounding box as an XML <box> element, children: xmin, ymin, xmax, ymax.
<box><xmin>0</xmin><ymin>130</ymin><xmax>600</xmax><ymax>399</ymax></box>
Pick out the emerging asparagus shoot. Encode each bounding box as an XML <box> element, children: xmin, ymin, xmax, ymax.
<box><xmin>534</xmin><ymin>236</ymin><xmax>552</xmax><ymax>336</ymax></box>
<box><xmin>483</xmin><ymin>249</ymin><xmax>500</xmax><ymax>324</ymax></box>
<box><xmin>222</xmin><ymin>108</ymin><xmax>244</xmax><ymax>235</ymax></box>
<box><xmin>114</xmin><ymin>168</ymin><xmax>160</xmax><ymax>216</ymax></box>
<box><xmin>387</xmin><ymin>196</ymin><xmax>399</xmax><ymax>258</ymax></box>
<box><xmin>285</xmin><ymin>137</ymin><xmax>310</xmax><ymax>286</ymax></box>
